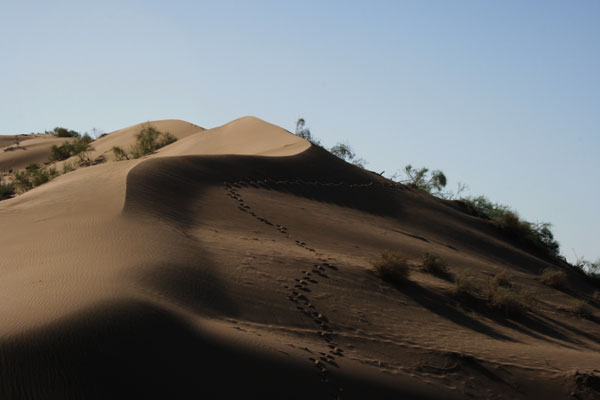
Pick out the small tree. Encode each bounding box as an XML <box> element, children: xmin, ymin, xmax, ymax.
<box><xmin>330</xmin><ymin>142</ymin><xmax>366</xmax><ymax>168</ymax></box>
<box><xmin>397</xmin><ymin>165</ymin><xmax>447</xmax><ymax>195</ymax></box>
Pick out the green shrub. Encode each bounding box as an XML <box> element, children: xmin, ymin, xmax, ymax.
<box><xmin>0</xmin><ymin>182</ymin><xmax>15</xmax><ymax>200</ymax></box>
<box><xmin>540</xmin><ymin>268</ymin><xmax>568</xmax><ymax>290</ymax></box>
<box><xmin>420</xmin><ymin>252</ymin><xmax>449</xmax><ymax>275</ymax></box>
<box><xmin>48</xmin><ymin>127</ymin><xmax>80</xmax><ymax>138</ymax></box>
<box><xmin>460</xmin><ymin>197</ymin><xmax>561</xmax><ymax>258</ymax></box>
<box><xmin>461</xmin><ymin>195</ymin><xmax>510</xmax><ymax>220</ymax></box>
<box><xmin>49</xmin><ymin>136</ymin><xmax>94</xmax><ymax>162</ymax></box>
<box><xmin>12</xmin><ymin>164</ymin><xmax>57</xmax><ymax>192</ymax></box>
<box><xmin>372</xmin><ymin>251</ymin><xmax>410</xmax><ymax>286</ymax></box>
<box><xmin>399</xmin><ymin>165</ymin><xmax>447</xmax><ymax>195</ymax></box>
<box><xmin>49</xmin><ymin>143</ymin><xmax>72</xmax><ymax>161</ymax></box>
<box><xmin>129</xmin><ymin>125</ymin><xmax>178</xmax><ymax>159</ymax></box>
<box><xmin>112</xmin><ymin>146</ymin><xmax>129</xmax><ymax>161</ymax></box>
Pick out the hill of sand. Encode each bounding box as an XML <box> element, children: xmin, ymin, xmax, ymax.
<box><xmin>0</xmin><ymin>135</ymin><xmax>77</xmax><ymax>171</ymax></box>
<box><xmin>0</xmin><ymin>116</ymin><xmax>599</xmax><ymax>399</ymax></box>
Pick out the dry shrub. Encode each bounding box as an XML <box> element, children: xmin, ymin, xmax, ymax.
<box><xmin>421</xmin><ymin>252</ymin><xmax>448</xmax><ymax>275</ymax></box>
<box><xmin>488</xmin><ymin>278</ymin><xmax>533</xmax><ymax>317</ymax></box>
<box><xmin>571</xmin><ymin>300</ymin><xmax>592</xmax><ymax>318</ymax></box>
<box><xmin>372</xmin><ymin>251</ymin><xmax>410</xmax><ymax>286</ymax></box>
<box><xmin>452</xmin><ymin>273</ymin><xmax>477</xmax><ymax>301</ymax></box>
<box><xmin>540</xmin><ymin>268</ymin><xmax>568</xmax><ymax>290</ymax></box>
<box><xmin>492</xmin><ymin>271</ymin><xmax>512</xmax><ymax>288</ymax></box>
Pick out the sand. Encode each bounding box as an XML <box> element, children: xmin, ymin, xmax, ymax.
<box><xmin>0</xmin><ymin>116</ymin><xmax>598</xmax><ymax>399</ymax></box>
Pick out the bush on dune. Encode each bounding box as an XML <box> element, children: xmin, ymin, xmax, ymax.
<box><xmin>372</xmin><ymin>251</ymin><xmax>410</xmax><ymax>286</ymax></box>
<box><xmin>420</xmin><ymin>252</ymin><xmax>449</xmax><ymax>276</ymax></box>
<box><xmin>540</xmin><ymin>268</ymin><xmax>568</xmax><ymax>290</ymax></box>
<box><xmin>0</xmin><ymin>181</ymin><xmax>15</xmax><ymax>200</ymax></box>
<box><xmin>47</xmin><ymin>127</ymin><xmax>81</xmax><ymax>138</ymax></box>
<box><xmin>487</xmin><ymin>276</ymin><xmax>532</xmax><ymax>316</ymax></box>
<box><xmin>128</xmin><ymin>125</ymin><xmax>178</xmax><ymax>159</ymax></box>
<box><xmin>13</xmin><ymin>163</ymin><xmax>58</xmax><ymax>192</ymax></box>
<box><xmin>49</xmin><ymin>135</ymin><xmax>94</xmax><ymax>162</ymax></box>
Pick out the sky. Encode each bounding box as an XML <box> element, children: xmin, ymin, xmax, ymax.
<box><xmin>1</xmin><ymin>0</ymin><xmax>598</xmax><ymax>263</ymax></box>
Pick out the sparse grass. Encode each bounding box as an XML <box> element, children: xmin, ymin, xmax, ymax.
<box><xmin>452</xmin><ymin>273</ymin><xmax>477</xmax><ymax>302</ymax></box>
<box><xmin>372</xmin><ymin>251</ymin><xmax>410</xmax><ymax>286</ymax></box>
<box><xmin>571</xmin><ymin>300</ymin><xmax>593</xmax><ymax>318</ymax></box>
<box><xmin>540</xmin><ymin>268</ymin><xmax>568</xmax><ymax>290</ymax></box>
<box><xmin>420</xmin><ymin>252</ymin><xmax>449</xmax><ymax>275</ymax></box>
<box><xmin>112</xmin><ymin>146</ymin><xmax>129</xmax><ymax>161</ymax></box>
<box><xmin>62</xmin><ymin>160</ymin><xmax>77</xmax><ymax>174</ymax></box>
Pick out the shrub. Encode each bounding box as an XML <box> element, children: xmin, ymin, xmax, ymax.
<box><xmin>492</xmin><ymin>271</ymin><xmax>512</xmax><ymax>288</ymax></box>
<box><xmin>112</xmin><ymin>146</ymin><xmax>129</xmax><ymax>161</ymax></box>
<box><xmin>489</xmin><ymin>287</ymin><xmax>528</xmax><ymax>316</ymax></box>
<box><xmin>460</xmin><ymin>197</ymin><xmax>561</xmax><ymax>258</ymax></box>
<box><xmin>330</xmin><ymin>142</ymin><xmax>366</xmax><ymax>168</ymax></box>
<box><xmin>571</xmin><ymin>300</ymin><xmax>592</xmax><ymax>318</ymax></box>
<box><xmin>0</xmin><ymin>182</ymin><xmax>15</xmax><ymax>200</ymax></box>
<box><xmin>487</xmin><ymin>278</ymin><xmax>531</xmax><ymax>316</ymax></box>
<box><xmin>540</xmin><ymin>268</ymin><xmax>568</xmax><ymax>290</ymax></box>
<box><xmin>452</xmin><ymin>273</ymin><xmax>477</xmax><ymax>301</ymax></box>
<box><xmin>49</xmin><ymin>143</ymin><xmax>72</xmax><ymax>161</ymax></box>
<box><xmin>397</xmin><ymin>165</ymin><xmax>447</xmax><ymax>195</ymax></box>
<box><xmin>48</xmin><ymin>127</ymin><xmax>80</xmax><ymax>138</ymax></box>
<box><xmin>130</xmin><ymin>125</ymin><xmax>177</xmax><ymax>159</ymax></box>
<box><xmin>12</xmin><ymin>164</ymin><xmax>57</xmax><ymax>192</ymax></box>
<box><xmin>62</xmin><ymin>160</ymin><xmax>77</xmax><ymax>174</ymax></box>
<box><xmin>48</xmin><ymin>136</ymin><xmax>94</xmax><ymax>162</ymax></box>
<box><xmin>372</xmin><ymin>251</ymin><xmax>410</xmax><ymax>286</ymax></box>
<box><xmin>420</xmin><ymin>252</ymin><xmax>449</xmax><ymax>275</ymax></box>
<box><xmin>158</xmin><ymin>132</ymin><xmax>178</xmax><ymax>147</ymax></box>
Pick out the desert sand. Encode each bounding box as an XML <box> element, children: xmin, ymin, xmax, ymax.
<box><xmin>0</xmin><ymin>116</ymin><xmax>598</xmax><ymax>399</ymax></box>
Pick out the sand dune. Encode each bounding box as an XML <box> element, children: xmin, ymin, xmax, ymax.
<box><xmin>0</xmin><ymin>117</ymin><xmax>598</xmax><ymax>399</ymax></box>
<box><xmin>0</xmin><ymin>135</ymin><xmax>76</xmax><ymax>171</ymax></box>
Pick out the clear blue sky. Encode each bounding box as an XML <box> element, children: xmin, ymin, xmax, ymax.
<box><xmin>1</xmin><ymin>0</ymin><xmax>598</xmax><ymax>263</ymax></box>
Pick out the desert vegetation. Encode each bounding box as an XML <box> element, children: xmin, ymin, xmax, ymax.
<box><xmin>420</xmin><ymin>252</ymin><xmax>449</xmax><ymax>276</ymax></box>
<box><xmin>12</xmin><ymin>164</ymin><xmax>59</xmax><ymax>192</ymax></box>
<box><xmin>49</xmin><ymin>135</ymin><xmax>94</xmax><ymax>162</ymax></box>
<box><xmin>46</xmin><ymin>127</ymin><xmax>81</xmax><ymax>138</ymax></box>
<box><xmin>571</xmin><ymin>299</ymin><xmax>592</xmax><ymax>318</ymax></box>
<box><xmin>372</xmin><ymin>251</ymin><xmax>410</xmax><ymax>286</ymax></box>
<box><xmin>294</xmin><ymin>118</ymin><xmax>366</xmax><ymax>168</ymax></box>
<box><xmin>487</xmin><ymin>275</ymin><xmax>533</xmax><ymax>316</ymax></box>
<box><xmin>452</xmin><ymin>273</ymin><xmax>477</xmax><ymax>302</ymax></box>
<box><xmin>0</xmin><ymin>181</ymin><xmax>15</xmax><ymax>200</ymax></box>
<box><xmin>540</xmin><ymin>268</ymin><xmax>568</xmax><ymax>290</ymax></box>
<box><xmin>112</xmin><ymin>124</ymin><xmax>177</xmax><ymax>160</ymax></box>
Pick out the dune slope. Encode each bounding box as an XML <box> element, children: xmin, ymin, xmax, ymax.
<box><xmin>0</xmin><ymin>117</ymin><xmax>598</xmax><ymax>399</ymax></box>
